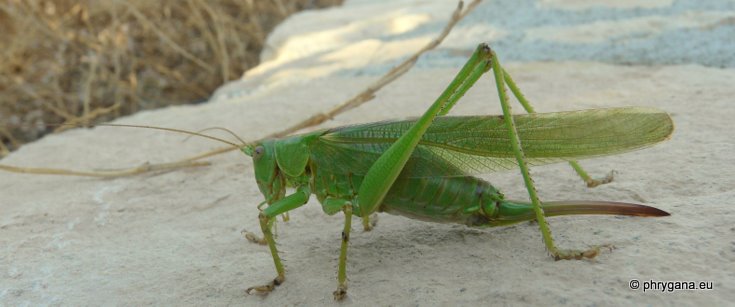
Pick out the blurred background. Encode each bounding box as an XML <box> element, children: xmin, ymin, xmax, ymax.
<box><xmin>0</xmin><ymin>0</ymin><xmax>342</xmax><ymax>157</ymax></box>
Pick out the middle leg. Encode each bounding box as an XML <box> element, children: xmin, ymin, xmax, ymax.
<box><xmin>336</xmin><ymin>202</ymin><xmax>353</xmax><ymax>300</ymax></box>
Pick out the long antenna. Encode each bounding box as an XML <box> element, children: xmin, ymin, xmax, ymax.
<box><xmin>185</xmin><ymin>126</ymin><xmax>248</xmax><ymax>147</ymax></box>
<box><xmin>93</xmin><ymin>123</ymin><xmax>243</xmax><ymax>148</ymax></box>
<box><xmin>0</xmin><ymin>123</ymin><xmax>250</xmax><ymax>177</ymax></box>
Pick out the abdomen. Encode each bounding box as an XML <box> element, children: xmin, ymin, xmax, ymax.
<box><xmin>310</xmin><ymin>164</ymin><xmax>504</xmax><ymax>225</ymax></box>
<box><xmin>380</xmin><ymin>176</ymin><xmax>503</xmax><ymax>225</ymax></box>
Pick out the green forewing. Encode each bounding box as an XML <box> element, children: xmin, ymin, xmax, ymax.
<box><xmin>312</xmin><ymin>107</ymin><xmax>673</xmax><ymax>178</ymax></box>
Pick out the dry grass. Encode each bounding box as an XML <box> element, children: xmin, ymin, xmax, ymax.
<box><xmin>0</xmin><ymin>0</ymin><xmax>342</xmax><ymax>156</ymax></box>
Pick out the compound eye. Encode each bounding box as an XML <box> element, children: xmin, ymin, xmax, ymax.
<box><xmin>253</xmin><ymin>145</ymin><xmax>265</xmax><ymax>160</ymax></box>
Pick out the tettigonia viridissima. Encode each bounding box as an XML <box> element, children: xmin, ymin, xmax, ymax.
<box><xmin>228</xmin><ymin>43</ymin><xmax>672</xmax><ymax>299</ymax></box>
